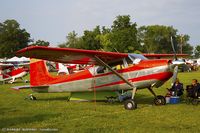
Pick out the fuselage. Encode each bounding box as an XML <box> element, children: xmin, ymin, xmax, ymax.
<box><xmin>31</xmin><ymin>59</ymin><xmax>174</xmax><ymax>93</ymax></box>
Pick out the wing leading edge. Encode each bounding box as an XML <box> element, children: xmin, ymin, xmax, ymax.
<box><xmin>16</xmin><ymin>46</ymin><xmax>128</xmax><ymax>65</ymax></box>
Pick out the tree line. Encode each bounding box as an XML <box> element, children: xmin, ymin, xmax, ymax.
<box><xmin>0</xmin><ymin>15</ymin><xmax>200</xmax><ymax>58</ymax></box>
<box><xmin>0</xmin><ymin>20</ymin><xmax>49</xmax><ymax>58</ymax></box>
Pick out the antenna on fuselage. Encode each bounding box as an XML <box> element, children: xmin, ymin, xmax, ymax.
<box><xmin>113</xmin><ymin>48</ymin><xmax>119</xmax><ymax>53</ymax></box>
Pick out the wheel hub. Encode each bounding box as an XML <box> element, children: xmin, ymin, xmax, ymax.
<box><xmin>127</xmin><ymin>103</ymin><xmax>133</xmax><ymax>108</ymax></box>
<box><xmin>156</xmin><ymin>99</ymin><xmax>162</xmax><ymax>104</ymax></box>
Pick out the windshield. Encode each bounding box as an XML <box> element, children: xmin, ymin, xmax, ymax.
<box><xmin>128</xmin><ymin>54</ymin><xmax>148</xmax><ymax>60</ymax></box>
<box><xmin>127</xmin><ymin>54</ymin><xmax>148</xmax><ymax>64</ymax></box>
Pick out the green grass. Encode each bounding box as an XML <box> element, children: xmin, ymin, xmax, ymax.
<box><xmin>0</xmin><ymin>71</ymin><xmax>200</xmax><ymax>133</ymax></box>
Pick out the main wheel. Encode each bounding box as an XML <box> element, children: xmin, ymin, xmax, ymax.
<box><xmin>124</xmin><ymin>99</ymin><xmax>137</xmax><ymax>110</ymax></box>
<box><xmin>154</xmin><ymin>95</ymin><xmax>166</xmax><ymax>105</ymax></box>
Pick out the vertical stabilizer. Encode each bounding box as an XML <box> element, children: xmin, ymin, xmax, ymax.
<box><xmin>30</xmin><ymin>59</ymin><xmax>54</xmax><ymax>86</ymax></box>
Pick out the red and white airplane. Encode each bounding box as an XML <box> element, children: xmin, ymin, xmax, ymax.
<box><xmin>0</xmin><ymin>57</ymin><xmax>29</xmax><ymax>84</ymax></box>
<box><xmin>12</xmin><ymin>46</ymin><xmax>187</xmax><ymax>110</ymax></box>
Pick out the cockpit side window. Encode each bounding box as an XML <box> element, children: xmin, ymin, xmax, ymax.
<box><xmin>97</xmin><ymin>66</ymin><xmax>106</xmax><ymax>74</ymax></box>
<box><xmin>125</xmin><ymin>57</ymin><xmax>134</xmax><ymax>65</ymax></box>
<box><xmin>89</xmin><ymin>58</ymin><xmax>133</xmax><ymax>75</ymax></box>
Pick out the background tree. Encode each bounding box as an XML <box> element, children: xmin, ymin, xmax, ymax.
<box><xmin>107</xmin><ymin>15</ymin><xmax>140</xmax><ymax>53</ymax></box>
<box><xmin>194</xmin><ymin>45</ymin><xmax>200</xmax><ymax>58</ymax></box>
<box><xmin>31</xmin><ymin>39</ymin><xmax>49</xmax><ymax>46</ymax></box>
<box><xmin>65</xmin><ymin>31</ymin><xmax>82</xmax><ymax>48</ymax></box>
<box><xmin>0</xmin><ymin>19</ymin><xmax>31</xmax><ymax>58</ymax></box>
<box><xmin>176</xmin><ymin>34</ymin><xmax>193</xmax><ymax>55</ymax></box>
<box><xmin>61</xmin><ymin>26</ymin><xmax>103</xmax><ymax>50</ymax></box>
<box><xmin>138</xmin><ymin>25</ymin><xmax>193</xmax><ymax>54</ymax></box>
<box><xmin>58</xmin><ymin>15</ymin><xmax>141</xmax><ymax>53</ymax></box>
<box><xmin>138</xmin><ymin>25</ymin><xmax>177</xmax><ymax>53</ymax></box>
<box><xmin>58</xmin><ymin>15</ymin><xmax>193</xmax><ymax>55</ymax></box>
<box><xmin>58</xmin><ymin>31</ymin><xmax>81</xmax><ymax>48</ymax></box>
<box><xmin>81</xmin><ymin>26</ymin><xmax>102</xmax><ymax>50</ymax></box>
<box><xmin>58</xmin><ymin>42</ymin><xmax>67</xmax><ymax>48</ymax></box>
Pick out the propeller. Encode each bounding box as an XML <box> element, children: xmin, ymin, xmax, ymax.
<box><xmin>171</xmin><ymin>66</ymin><xmax>178</xmax><ymax>86</ymax></box>
<box><xmin>171</xmin><ymin>36</ymin><xmax>185</xmax><ymax>66</ymax></box>
<box><xmin>170</xmin><ymin>36</ymin><xmax>177</xmax><ymax>60</ymax></box>
<box><xmin>170</xmin><ymin>36</ymin><xmax>179</xmax><ymax>86</ymax></box>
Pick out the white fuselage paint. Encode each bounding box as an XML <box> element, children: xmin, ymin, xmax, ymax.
<box><xmin>33</xmin><ymin>65</ymin><xmax>173</xmax><ymax>93</ymax></box>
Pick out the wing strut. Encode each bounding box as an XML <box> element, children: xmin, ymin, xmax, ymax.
<box><xmin>94</xmin><ymin>56</ymin><xmax>137</xmax><ymax>99</ymax></box>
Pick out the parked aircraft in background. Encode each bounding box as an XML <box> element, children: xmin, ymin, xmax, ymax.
<box><xmin>0</xmin><ymin>57</ymin><xmax>29</xmax><ymax>84</ymax></box>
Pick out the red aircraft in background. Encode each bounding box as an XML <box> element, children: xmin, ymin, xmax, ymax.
<box><xmin>0</xmin><ymin>57</ymin><xmax>29</xmax><ymax>84</ymax></box>
<box><xmin>12</xmin><ymin>46</ymin><xmax>188</xmax><ymax>110</ymax></box>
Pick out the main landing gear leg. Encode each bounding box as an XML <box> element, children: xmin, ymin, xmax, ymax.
<box><xmin>94</xmin><ymin>56</ymin><xmax>137</xmax><ymax>110</ymax></box>
<box><xmin>147</xmin><ymin>87</ymin><xmax>166</xmax><ymax>105</ymax></box>
<box><xmin>124</xmin><ymin>87</ymin><xmax>137</xmax><ymax>110</ymax></box>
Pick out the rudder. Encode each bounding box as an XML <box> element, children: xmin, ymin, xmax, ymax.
<box><xmin>30</xmin><ymin>59</ymin><xmax>55</xmax><ymax>86</ymax></box>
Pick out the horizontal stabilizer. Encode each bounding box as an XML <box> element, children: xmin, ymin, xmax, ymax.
<box><xmin>11</xmin><ymin>85</ymin><xmax>31</xmax><ymax>90</ymax></box>
<box><xmin>11</xmin><ymin>85</ymin><xmax>49</xmax><ymax>90</ymax></box>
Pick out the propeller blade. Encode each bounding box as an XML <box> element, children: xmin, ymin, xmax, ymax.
<box><xmin>171</xmin><ymin>66</ymin><xmax>178</xmax><ymax>86</ymax></box>
<box><xmin>171</xmin><ymin>36</ymin><xmax>177</xmax><ymax>60</ymax></box>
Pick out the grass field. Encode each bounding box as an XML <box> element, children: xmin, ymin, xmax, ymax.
<box><xmin>0</xmin><ymin>71</ymin><xmax>200</xmax><ymax>133</ymax></box>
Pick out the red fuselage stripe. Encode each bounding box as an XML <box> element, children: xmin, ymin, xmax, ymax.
<box><xmin>93</xmin><ymin>72</ymin><xmax>173</xmax><ymax>89</ymax></box>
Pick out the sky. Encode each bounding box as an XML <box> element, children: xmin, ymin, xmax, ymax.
<box><xmin>0</xmin><ymin>0</ymin><xmax>200</xmax><ymax>47</ymax></box>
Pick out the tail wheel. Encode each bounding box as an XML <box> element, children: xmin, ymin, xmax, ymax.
<box><xmin>154</xmin><ymin>95</ymin><xmax>166</xmax><ymax>105</ymax></box>
<box><xmin>30</xmin><ymin>95</ymin><xmax>37</xmax><ymax>100</ymax></box>
<box><xmin>124</xmin><ymin>99</ymin><xmax>137</xmax><ymax>110</ymax></box>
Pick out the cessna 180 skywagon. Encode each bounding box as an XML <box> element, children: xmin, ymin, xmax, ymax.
<box><xmin>12</xmin><ymin>46</ymin><xmax>187</xmax><ymax>110</ymax></box>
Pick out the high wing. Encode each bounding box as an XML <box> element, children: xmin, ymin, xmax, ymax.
<box><xmin>16</xmin><ymin>46</ymin><xmax>128</xmax><ymax>65</ymax></box>
<box><xmin>143</xmin><ymin>54</ymin><xmax>188</xmax><ymax>59</ymax></box>
<box><xmin>16</xmin><ymin>46</ymin><xmax>188</xmax><ymax>65</ymax></box>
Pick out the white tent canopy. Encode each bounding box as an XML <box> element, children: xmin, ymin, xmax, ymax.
<box><xmin>6</xmin><ymin>56</ymin><xmax>30</xmax><ymax>62</ymax></box>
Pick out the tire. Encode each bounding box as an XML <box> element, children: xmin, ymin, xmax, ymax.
<box><xmin>154</xmin><ymin>95</ymin><xmax>166</xmax><ymax>105</ymax></box>
<box><xmin>30</xmin><ymin>95</ymin><xmax>37</xmax><ymax>100</ymax></box>
<box><xmin>124</xmin><ymin>99</ymin><xmax>137</xmax><ymax>110</ymax></box>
